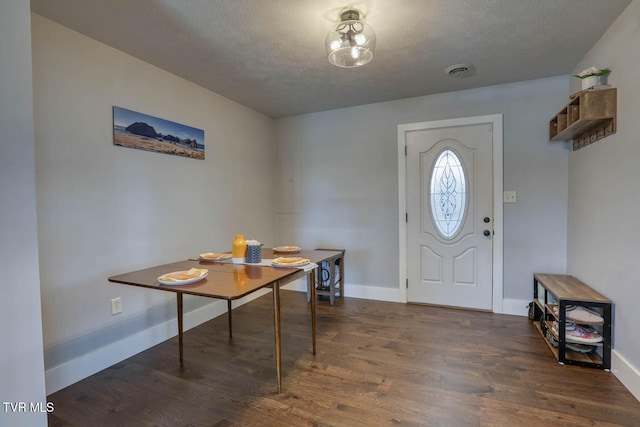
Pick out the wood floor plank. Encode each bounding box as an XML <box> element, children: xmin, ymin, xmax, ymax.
<box><xmin>48</xmin><ymin>291</ymin><xmax>640</xmax><ymax>426</ymax></box>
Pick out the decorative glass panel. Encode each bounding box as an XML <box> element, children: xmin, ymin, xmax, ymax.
<box><xmin>430</xmin><ymin>149</ymin><xmax>467</xmax><ymax>239</ymax></box>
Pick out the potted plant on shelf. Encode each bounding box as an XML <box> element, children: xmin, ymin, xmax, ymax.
<box><xmin>574</xmin><ymin>66</ymin><xmax>611</xmax><ymax>90</ymax></box>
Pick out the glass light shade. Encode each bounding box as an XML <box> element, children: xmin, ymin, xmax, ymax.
<box><xmin>325</xmin><ymin>17</ymin><xmax>376</xmax><ymax>68</ymax></box>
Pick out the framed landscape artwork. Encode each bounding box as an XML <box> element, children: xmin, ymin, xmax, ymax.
<box><xmin>113</xmin><ymin>106</ymin><xmax>205</xmax><ymax>159</ymax></box>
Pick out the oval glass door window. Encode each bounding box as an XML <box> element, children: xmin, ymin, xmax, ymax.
<box><xmin>429</xmin><ymin>148</ymin><xmax>467</xmax><ymax>239</ymax></box>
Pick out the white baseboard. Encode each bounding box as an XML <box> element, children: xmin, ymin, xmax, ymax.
<box><xmin>501</xmin><ymin>298</ymin><xmax>530</xmax><ymax>316</ymax></box>
<box><xmin>281</xmin><ymin>279</ymin><xmax>306</xmax><ymax>292</ymax></box>
<box><xmin>45</xmin><ymin>288</ymin><xmax>270</xmax><ymax>395</ymax></box>
<box><xmin>612</xmin><ymin>350</ymin><xmax>640</xmax><ymax>402</ymax></box>
<box><xmin>344</xmin><ymin>283</ymin><xmax>402</xmax><ymax>302</ymax></box>
<box><xmin>284</xmin><ymin>281</ymin><xmax>402</xmax><ymax>302</ymax></box>
<box><xmin>289</xmin><ymin>282</ymin><xmax>529</xmax><ymax>310</ymax></box>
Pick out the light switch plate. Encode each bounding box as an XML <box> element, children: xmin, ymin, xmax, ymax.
<box><xmin>504</xmin><ymin>191</ymin><xmax>517</xmax><ymax>203</ymax></box>
<box><xmin>111</xmin><ymin>297</ymin><xmax>122</xmax><ymax>315</ymax></box>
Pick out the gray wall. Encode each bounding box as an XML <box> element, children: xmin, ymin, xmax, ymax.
<box><xmin>567</xmin><ymin>0</ymin><xmax>640</xmax><ymax>393</ymax></box>
<box><xmin>0</xmin><ymin>1</ymin><xmax>47</xmax><ymax>426</ymax></box>
<box><xmin>31</xmin><ymin>15</ymin><xmax>276</xmax><ymax>393</ymax></box>
<box><xmin>275</xmin><ymin>76</ymin><xmax>570</xmax><ymax>307</ymax></box>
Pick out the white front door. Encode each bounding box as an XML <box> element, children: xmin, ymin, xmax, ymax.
<box><xmin>405</xmin><ymin>122</ymin><xmax>494</xmax><ymax>310</ymax></box>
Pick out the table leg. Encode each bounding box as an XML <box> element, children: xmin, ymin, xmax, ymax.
<box><xmin>227</xmin><ymin>299</ymin><xmax>233</xmax><ymax>338</ymax></box>
<box><xmin>177</xmin><ymin>293</ymin><xmax>184</xmax><ymax>367</ymax></box>
<box><xmin>328</xmin><ymin>258</ymin><xmax>336</xmax><ymax>305</ymax></box>
<box><xmin>309</xmin><ymin>268</ymin><xmax>317</xmax><ymax>355</ymax></box>
<box><xmin>339</xmin><ymin>254</ymin><xmax>344</xmax><ymax>296</ymax></box>
<box><xmin>272</xmin><ymin>282</ymin><xmax>282</xmax><ymax>393</ymax></box>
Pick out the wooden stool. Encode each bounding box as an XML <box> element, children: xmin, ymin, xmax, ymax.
<box><xmin>307</xmin><ymin>249</ymin><xmax>344</xmax><ymax>305</ymax></box>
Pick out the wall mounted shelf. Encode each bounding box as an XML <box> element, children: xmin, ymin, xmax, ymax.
<box><xmin>549</xmin><ymin>88</ymin><xmax>617</xmax><ymax>150</ymax></box>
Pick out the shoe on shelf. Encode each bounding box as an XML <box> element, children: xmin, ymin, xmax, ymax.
<box><xmin>552</xmin><ymin>322</ymin><xmax>603</xmax><ymax>344</ymax></box>
<box><xmin>552</xmin><ymin>305</ymin><xmax>604</xmax><ymax>324</ymax></box>
<box><xmin>551</xmin><ymin>321</ymin><xmax>576</xmax><ymax>334</ymax></box>
<box><xmin>566</xmin><ymin>305</ymin><xmax>604</xmax><ymax>324</ymax></box>
<box><xmin>566</xmin><ymin>342</ymin><xmax>595</xmax><ymax>353</ymax></box>
<box><xmin>567</xmin><ymin>325</ymin><xmax>603</xmax><ymax>344</ymax></box>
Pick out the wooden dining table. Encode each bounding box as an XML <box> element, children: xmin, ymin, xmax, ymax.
<box><xmin>108</xmin><ymin>248</ymin><xmax>343</xmax><ymax>392</ymax></box>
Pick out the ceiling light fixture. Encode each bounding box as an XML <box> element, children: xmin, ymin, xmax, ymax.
<box><xmin>325</xmin><ymin>9</ymin><xmax>376</xmax><ymax>68</ymax></box>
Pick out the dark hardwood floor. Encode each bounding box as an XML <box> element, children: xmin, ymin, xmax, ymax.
<box><xmin>48</xmin><ymin>291</ymin><xmax>640</xmax><ymax>426</ymax></box>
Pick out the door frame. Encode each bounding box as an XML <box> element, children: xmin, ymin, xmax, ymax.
<box><xmin>397</xmin><ymin>114</ymin><xmax>504</xmax><ymax>312</ymax></box>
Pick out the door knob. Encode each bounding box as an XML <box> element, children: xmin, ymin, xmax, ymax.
<box><xmin>483</xmin><ymin>230</ymin><xmax>491</xmax><ymax>237</ymax></box>
<box><xmin>483</xmin><ymin>217</ymin><xmax>491</xmax><ymax>223</ymax></box>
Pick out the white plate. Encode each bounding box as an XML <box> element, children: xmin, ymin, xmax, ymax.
<box><xmin>272</xmin><ymin>257</ymin><xmax>310</xmax><ymax>268</ymax></box>
<box><xmin>158</xmin><ymin>269</ymin><xmax>208</xmax><ymax>285</ymax></box>
<box><xmin>273</xmin><ymin>246</ymin><xmax>301</xmax><ymax>253</ymax></box>
<box><xmin>198</xmin><ymin>253</ymin><xmax>232</xmax><ymax>261</ymax></box>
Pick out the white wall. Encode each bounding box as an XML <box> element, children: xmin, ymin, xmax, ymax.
<box><xmin>567</xmin><ymin>0</ymin><xmax>640</xmax><ymax>399</ymax></box>
<box><xmin>31</xmin><ymin>15</ymin><xmax>276</xmax><ymax>394</ymax></box>
<box><xmin>275</xmin><ymin>76</ymin><xmax>570</xmax><ymax>308</ymax></box>
<box><xmin>0</xmin><ymin>2</ymin><xmax>47</xmax><ymax>426</ymax></box>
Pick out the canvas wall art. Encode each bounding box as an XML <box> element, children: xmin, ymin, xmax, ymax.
<box><xmin>113</xmin><ymin>106</ymin><xmax>205</xmax><ymax>159</ymax></box>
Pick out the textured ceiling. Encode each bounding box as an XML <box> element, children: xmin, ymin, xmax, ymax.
<box><xmin>30</xmin><ymin>0</ymin><xmax>631</xmax><ymax>118</ymax></box>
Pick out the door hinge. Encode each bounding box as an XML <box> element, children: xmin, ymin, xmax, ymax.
<box><xmin>406</xmin><ymin>278</ymin><xmax>408</xmax><ymax>288</ymax></box>
<box><xmin>405</xmin><ymin>145</ymin><xmax>407</xmax><ymax>156</ymax></box>
<box><xmin>406</xmin><ymin>213</ymin><xmax>408</xmax><ymax>222</ymax></box>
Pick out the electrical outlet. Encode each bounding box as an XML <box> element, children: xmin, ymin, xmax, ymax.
<box><xmin>111</xmin><ymin>297</ymin><xmax>122</xmax><ymax>315</ymax></box>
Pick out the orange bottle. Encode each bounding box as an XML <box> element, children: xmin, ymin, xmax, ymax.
<box><xmin>232</xmin><ymin>234</ymin><xmax>247</xmax><ymax>263</ymax></box>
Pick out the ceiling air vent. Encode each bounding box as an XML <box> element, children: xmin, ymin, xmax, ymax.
<box><xmin>444</xmin><ymin>63</ymin><xmax>475</xmax><ymax>78</ymax></box>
